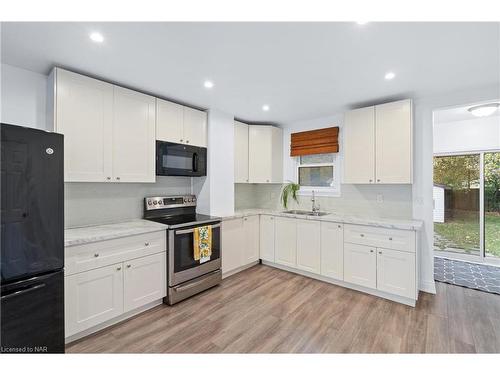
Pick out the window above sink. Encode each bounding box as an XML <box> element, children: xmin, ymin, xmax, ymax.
<box><xmin>295</xmin><ymin>152</ymin><xmax>341</xmax><ymax>197</ymax></box>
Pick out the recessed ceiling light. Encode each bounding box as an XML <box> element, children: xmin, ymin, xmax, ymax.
<box><xmin>468</xmin><ymin>103</ymin><xmax>499</xmax><ymax>117</ymax></box>
<box><xmin>262</xmin><ymin>105</ymin><xmax>270</xmax><ymax>112</ymax></box>
<box><xmin>89</xmin><ymin>32</ymin><xmax>104</xmax><ymax>43</ymax></box>
<box><xmin>356</xmin><ymin>21</ymin><xmax>368</xmax><ymax>25</ymax></box>
<box><xmin>384</xmin><ymin>71</ymin><xmax>396</xmax><ymax>80</ymax></box>
<box><xmin>203</xmin><ymin>80</ymin><xmax>214</xmax><ymax>89</ymax></box>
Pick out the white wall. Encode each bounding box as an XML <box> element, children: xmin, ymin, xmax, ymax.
<box><xmin>194</xmin><ymin>108</ymin><xmax>235</xmax><ymax>217</ymax></box>
<box><xmin>433</xmin><ymin>116</ymin><xmax>500</xmax><ymax>154</ymax></box>
<box><xmin>1</xmin><ymin>63</ymin><xmax>48</xmax><ymax>130</ymax></box>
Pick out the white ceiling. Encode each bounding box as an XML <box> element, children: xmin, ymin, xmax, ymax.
<box><xmin>434</xmin><ymin>101</ymin><xmax>500</xmax><ymax>123</ymax></box>
<box><xmin>1</xmin><ymin>22</ymin><xmax>499</xmax><ymax>124</ymax></box>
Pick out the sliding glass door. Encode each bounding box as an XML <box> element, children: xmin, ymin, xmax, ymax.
<box><xmin>484</xmin><ymin>152</ymin><xmax>500</xmax><ymax>259</ymax></box>
<box><xmin>433</xmin><ymin>154</ymin><xmax>481</xmax><ymax>256</ymax></box>
<box><xmin>433</xmin><ymin>151</ymin><xmax>500</xmax><ymax>263</ymax></box>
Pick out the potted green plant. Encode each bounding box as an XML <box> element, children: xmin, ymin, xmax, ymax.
<box><xmin>280</xmin><ymin>181</ymin><xmax>300</xmax><ymax>209</ymax></box>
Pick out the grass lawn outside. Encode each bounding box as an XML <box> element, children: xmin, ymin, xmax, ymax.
<box><xmin>434</xmin><ymin>211</ymin><xmax>500</xmax><ymax>257</ymax></box>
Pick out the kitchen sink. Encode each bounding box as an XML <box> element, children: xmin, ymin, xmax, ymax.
<box><xmin>282</xmin><ymin>210</ymin><xmax>329</xmax><ymax>217</ymax></box>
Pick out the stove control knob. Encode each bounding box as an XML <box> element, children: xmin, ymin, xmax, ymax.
<box><xmin>147</xmin><ymin>200</ymin><xmax>152</xmax><ymax>205</ymax></box>
<box><xmin>158</xmin><ymin>200</ymin><xmax>162</xmax><ymax>205</ymax></box>
<box><xmin>153</xmin><ymin>200</ymin><xmax>157</xmax><ymax>205</ymax></box>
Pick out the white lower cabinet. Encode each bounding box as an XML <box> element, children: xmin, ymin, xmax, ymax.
<box><xmin>296</xmin><ymin>219</ymin><xmax>320</xmax><ymax>274</ymax></box>
<box><xmin>320</xmin><ymin>222</ymin><xmax>344</xmax><ymax>280</ymax></box>
<box><xmin>274</xmin><ymin>217</ymin><xmax>297</xmax><ymax>268</ymax></box>
<box><xmin>222</xmin><ymin>218</ymin><xmax>244</xmax><ymax>274</ymax></box>
<box><xmin>64</xmin><ymin>231</ymin><xmax>167</xmax><ymax>339</ymax></box>
<box><xmin>222</xmin><ymin>216</ymin><xmax>260</xmax><ymax>275</ymax></box>
<box><xmin>376</xmin><ymin>248</ymin><xmax>416</xmax><ymax>299</ymax></box>
<box><xmin>259</xmin><ymin>215</ymin><xmax>275</xmax><ymax>262</ymax></box>
<box><xmin>243</xmin><ymin>216</ymin><xmax>260</xmax><ymax>264</ymax></box>
<box><xmin>65</xmin><ymin>263</ymin><xmax>124</xmax><ymax>337</ymax></box>
<box><xmin>343</xmin><ymin>243</ymin><xmax>377</xmax><ymax>289</ymax></box>
<box><xmin>124</xmin><ymin>252</ymin><xmax>166</xmax><ymax>312</ymax></box>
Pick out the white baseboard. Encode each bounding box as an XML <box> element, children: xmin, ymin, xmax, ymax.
<box><xmin>419</xmin><ymin>279</ymin><xmax>437</xmax><ymax>294</ymax></box>
<box><xmin>65</xmin><ymin>299</ymin><xmax>163</xmax><ymax>344</ymax></box>
<box><xmin>262</xmin><ymin>261</ymin><xmax>417</xmax><ymax>307</ymax></box>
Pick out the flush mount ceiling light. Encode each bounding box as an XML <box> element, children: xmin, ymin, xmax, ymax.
<box><xmin>203</xmin><ymin>80</ymin><xmax>214</xmax><ymax>89</ymax></box>
<box><xmin>384</xmin><ymin>71</ymin><xmax>396</xmax><ymax>80</ymax></box>
<box><xmin>262</xmin><ymin>105</ymin><xmax>270</xmax><ymax>112</ymax></box>
<box><xmin>89</xmin><ymin>32</ymin><xmax>104</xmax><ymax>43</ymax></box>
<box><xmin>468</xmin><ymin>103</ymin><xmax>500</xmax><ymax>117</ymax></box>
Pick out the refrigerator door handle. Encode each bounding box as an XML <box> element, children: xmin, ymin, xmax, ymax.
<box><xmin>1</xmin><ymin>283</ymin><xmax>46</xmax><ymax>300</ymax></box>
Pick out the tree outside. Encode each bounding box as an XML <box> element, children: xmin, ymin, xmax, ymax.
<box><xmin>433</xmin><ymin>152</ymin><xmax>500</xmax><ymax>258</ymax></box>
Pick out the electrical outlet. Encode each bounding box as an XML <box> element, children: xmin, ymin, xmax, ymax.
<box><xmin>376</xmin><ymin>194</ymin><xmax>384</xmax><ymax>203</ymax></box>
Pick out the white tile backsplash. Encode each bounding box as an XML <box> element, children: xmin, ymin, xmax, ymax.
<box><xmin>65</xmin><ymin>176</ymin><xmax>191</xmax><ymax>228</ymax></box>
<box><xmin>235</xmin><ymin>183</ymin><xmax>413</xmax><ymax>219</ymax></box>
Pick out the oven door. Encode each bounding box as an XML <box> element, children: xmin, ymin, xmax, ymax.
<box><xmin>168</xmin><ymin>222</ymin><xmax>221</xmax><ymax>286</ymax></box>
<box><xmin>156</xmin><ymin>141</ymin><xmax>207</xmax><ymax>177</ymax></box>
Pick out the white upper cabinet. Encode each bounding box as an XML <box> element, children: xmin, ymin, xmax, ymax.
<box><xmin>375</xmin><ymin>100</ymin><xmax>412</xmax><ymax>184</ymax></box>
<box><xmin>51</xmin><ymin>68</ymin><xmax>156</xmax><ymax>183</ymax></box>
<box><xmin>343</xmin><ymin>106</ymin><xmax>375</xmax><ymax>184</ymax></box>
<box><xmin>248</xmin><ymin>125</ymin><xmax>283</xmax><ymax>183</ymax></box>
<box><xmin>156</xmin><ymin>99</ymin><xmax>184</xmax><ymax>143</ymax></box>
<box><xmin>234</xmin><ymin>121</ymin><xmax>249</xmax><ymax>183</ymax></box>
<box><xmin>343</xmin><ymin>99</ymin><xmax>413</xmax><ymax>184</ymax></box>
<box><xmin>54</xmin><ymin>69</ymin><xmax>113</xmax><ymax>182</ymax></box>
<box><xmin>296</xmin><ymin>219</ymin><xmax>321</xmax><ymax>274</ymax></box>
<box><xmin>112</xmin><ymin>86</ymin><xmax>156</xmax><ymax>183</ymax></box>
<box><xmin>183</xmin><ymin>106</ymin><xmax>207</xmax><ymax>147</ymax></box>
<box><xmin>156</xmin><ymin>99</ymin><xmax>207</xmax><ymax>147</ymax></box>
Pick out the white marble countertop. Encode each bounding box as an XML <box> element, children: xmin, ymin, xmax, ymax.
<box><xmin>65</xmin><ymin>219</ymin><xmax>167</xmax><ymax>247</ymax></box>
<box><xmin>223</xmin><ymin>209</ymin><xmax>423</xmax><ymax>231</ymax></box>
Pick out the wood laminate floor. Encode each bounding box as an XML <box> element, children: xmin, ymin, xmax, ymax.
<box><xmin>66</xmin><ymin>265</ymin><xmax>500</xmax><ymax>353</ymax></box>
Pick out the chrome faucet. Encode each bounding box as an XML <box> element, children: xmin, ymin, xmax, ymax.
<box><xmin>311</xmin><ymin>190</ymin><xmax>320</xmax><ymax>213</ymax></box>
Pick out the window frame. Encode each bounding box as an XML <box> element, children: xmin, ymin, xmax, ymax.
<box><xmin>295</xmin><ymin>153</ymin><xmax>341</xmax><ymax>197</ymax></box>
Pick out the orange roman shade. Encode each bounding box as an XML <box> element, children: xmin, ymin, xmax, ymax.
<box><xmin>290</xmin><ymin>126</ymin><xmax>339</xmax><ymax>156</ymax></box>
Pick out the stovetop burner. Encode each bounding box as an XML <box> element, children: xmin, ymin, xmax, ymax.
<box><xmin>147</xmin><ymin>213</ymin><xmax>221</xmax><ymax>228</ymax></box>
<box><xmin>143</xmin><ymin>194</ymin><xmax>221</xmax><ymax>229</ymax></box>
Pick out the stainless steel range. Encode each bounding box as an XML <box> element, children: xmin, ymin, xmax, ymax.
<box><xmin>143</xmin><ymin>195</ymin><xmax>221</xmax><ymax>305</ymax></box>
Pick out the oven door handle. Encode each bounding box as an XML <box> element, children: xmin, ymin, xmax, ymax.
<box><xmin>175</xmin><ymin>223</ymin><xmax>221</xmax><ymax>235</ymax></box>
<box><xmin>173</xmin><ymin>270</ymin><xmax>221</xmax><ymax>292</ymax></box>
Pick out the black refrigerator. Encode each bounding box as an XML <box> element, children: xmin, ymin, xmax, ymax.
<box><xmin>1</xmin><ymin>123</ymin><xmax>64</xmax><ymax>353</ymax></box>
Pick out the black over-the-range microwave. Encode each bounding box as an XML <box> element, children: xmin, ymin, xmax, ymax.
<box><xmin>156</xmin><ymin>141</ymin><xmax>207</xmax><ymax>177</ymax></box>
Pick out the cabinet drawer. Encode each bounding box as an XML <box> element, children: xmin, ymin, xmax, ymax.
<box><xmin>344</xmin><ymin>224</ymin><xmax>415</xmax><ymax>253</ymax></box>
<box><xmin>65</xmin><ymin>231</ymin><xmax>166</xmax><ymax>275</ymax></box>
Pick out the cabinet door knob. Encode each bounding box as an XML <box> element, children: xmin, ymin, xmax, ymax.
<box><xmin>369</xmin><ymin>179</ymin><xmax>373</xmax><ymax>183</ymax></box>
<box><xmin>377</xmin><ymin>179</ymin><xmax>381</xmax><ymax>182</ymax></box>
<box><xmin>126</xmin><ymin>264</ymin><xmax>131</xmax><ymax>268</ymax></box>
<box><xmin>266</xmin><ymin>179</ymin><xmax>269</xmax><ymax>182</ymax></box>
<box><xmin>116</xmin><ymin>267</ymin><xmax>122</xmax><ymax>271</ymax></box>
<box><xmin>94</xmin><ymin>253</ymin><xmax>99</xmax><ymax>257</ymax></box>
<box><xmin>186</xmin><ymin>140</ymin><xmax>190</xmax><ymax>144</ymax></box>
<box><xmin>270</xmin><ymin>217</ymin><xmax>274</xmax><ymax>220</ymax></box>
<box><xmin>145</xmin><ymin>242</ymin><xmax>150</xmax><ymax>246</ymax></box>
<box><xmin>338</xmin><ymin>225</ymin><xmax>341</xmax><ymax>228</ymax></box>
<box><xmin>116</xmin><ymin>176</ymin><xmax>121</xmax><ymax>181</ymax></box>
<box><xmin>370</xmin><ymin>249</ymin><xmax>374</xmax><ymax>253</ymax></box>
<box><xmin>360</xmin><ymin>234</ymin><xmax>364</xmax><ymax>237</ymax></box>
<box><xmin>379</xmin><ymin>251</ymin><xmax>382</xmax><ymax>254</ymax></box>
<box><xmin>106</xmin><ymin>177</ymin><xmax>111</xmax><ymax>181</ymax></box>
<box><xmin>244</xmin><ymin>218</ymin><xmax>247</xmax><ymax>221</ymax></box>
<box><xmin>180</xmin><ymin>139</ymin><xmax>183</xmax><ymax>142</ymax></box>
<box><xmin>389</xmin><ymin>237</ymin><xmax>393</xmax><ymax>241</ymax></box>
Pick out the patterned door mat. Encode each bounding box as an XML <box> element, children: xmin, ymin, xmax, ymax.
<box><xmin>434</xmin><ymin>257</ymin><xmax>500</xmax><ymax>295</ymax></box>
